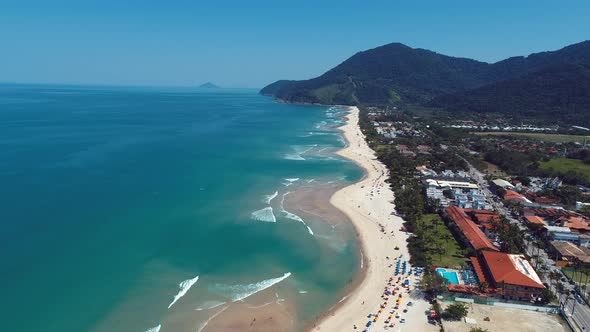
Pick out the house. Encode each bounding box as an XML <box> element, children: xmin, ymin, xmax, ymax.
<box><xmin>550</xmin><ymin>241</ymin><xmax>590</xmax><ymax>266</ymax></box>
<box><xmin>504</xmin><ymin>190</ymin><xmax>531</xmax><ymax>203</ymax></box>
<box><xmin>524</xmin><ymin>216</ymin><xmax>547</xmax><ymax>227</ymax></box>
<box><xmin>445</xmin><ymin>206</ymin><xmax>499</xmax><ymax>252</ymax></box>
<box><xmin>491</xmin><ymin>179</ymin><xmax>515</xmax><ymax>191</ymax></box>
<box><xmin>472</xmin><ymin>251</ymin><xmax>545</xmax><ymax>301</ymax></box>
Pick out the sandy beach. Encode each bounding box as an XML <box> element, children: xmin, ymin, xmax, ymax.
<box><xmin>311</xmin><ymin>106</ymin><xmax>437</xmax><ymax>332</ymax></box>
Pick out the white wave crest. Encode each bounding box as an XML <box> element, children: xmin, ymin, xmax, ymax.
<box><xmin>168</xmin><ymin>275</ymin><xmax>199</xmax><ymax>309</ymax></box>
<box><xmin>195</xmin><ymin>300</ymin><xmax>226</xmax><ymax>311</ymax></box>
<box><xmin>264</xmin><ymin>191</ymin><xmax>278</xmax><ymax>204</ymax></box>
<box><xmin>225</xmin><ymin>273</ymin><xmax>292</xmax><ymax>302</ymax></box>
<box><xmin>285</xmin><ymin>178</ymin><xmax>299</xmax><ymax>183</ymax></box>
<box><xmin>145</xmin><ymin>324</ymin><xmax>161</xmax><ymax>332</ymax></box>
<box><xmin>283</xmin><ymin>210</ymin><xmax>314</xmax><ymax>235</ymax></box>
<box><xmin>251</xmin><ymin>207</ymin><xmax>276</xmax><ymax>222</ymax></box>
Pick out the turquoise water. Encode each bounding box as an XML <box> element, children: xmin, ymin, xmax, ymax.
<box><xmin>436</xmin><ymin>268</ymin><xmax>460</xmax><ymax>284</ymax></box>
<box><xmin>0</xmin><ymin>85</ymin><xmax>362</xmax><ymax>331</ymax></box>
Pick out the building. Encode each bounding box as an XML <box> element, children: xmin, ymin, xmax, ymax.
<box><xmin>550</xmin><ymin>241</ymin><xmax>590</xmax><ymax>266</ymax></box>
<box><xmin>472</xmin><ymin>251</ymin><xmax>545</xmax><ymax>301</ymax></box>
<box><xmin>491</xmin><ymin>179</ymin><xmax>515</xmax><ymax>191</ymax></box>
<box><xmin>503</xmin><ymin>190</ymin><xmax>531</xmax><ymax>203</ymax></box>
<box><xmin>445</xmin><ymin>206</ymin><xmax>499</xmax><ymax>252</ymax></box>
<box><xmin>524</xmin><ymin>216</ymin><xmax>547</xmax><ymax>226</ymax></box>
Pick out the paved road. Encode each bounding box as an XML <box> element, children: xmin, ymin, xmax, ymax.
<box><xmin>563</xmin><ymin>296</ymin><xmax>590</xmax><ymax>331</ymax></box>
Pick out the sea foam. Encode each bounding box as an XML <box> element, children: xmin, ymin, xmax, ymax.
<box><xmin>283</xmin><ymin>210</ymin><xmax>314</xmax><ymax>235</ymax></box>
<box><xmin>168</xmin><ymin>275</ymin><xmax>199</xmax><ymax>309</ymax></box>
<box><xmin>195</xmin><ymin>300</ymin><xmax>226</xmax><ymax>311</ymax></box>
<box><xmin>222</xmin><ymin>272</ymin><xmax>292</xmax><ymax>302</ymax></box>
<box><xmin>145</xmin><ymin>324</ymin><xmax>161</xmax><ymax>332</ymax></box>
<box><xmin>251</xmin><ymin>207</ymin><xmax>276</xmax><ymax>222</ymax></box>
<box><xmin>264</xmin><ymin>191</ymin><xmax>278</xmax><ymax>205</ymax></box>
<box><xmin>284</xmin><ymin>153</ymin><xmax>305</xmax><ymax>161</ymax></box>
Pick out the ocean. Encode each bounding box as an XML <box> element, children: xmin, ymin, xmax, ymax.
<box><xmin>0</xmin><ymin>85</ymin><xmax>362</xmax><ymax>331</ymax></box>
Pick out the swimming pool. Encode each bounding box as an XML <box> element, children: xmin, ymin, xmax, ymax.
<box><xmin>436</xmin><ymin>268</ymin><xmax>460</xmax><ymax>284</ymax></box>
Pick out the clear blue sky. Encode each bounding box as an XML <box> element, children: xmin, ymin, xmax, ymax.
<box><xmin>1</xmin><ymin>0</ymin><xmax>589</xmax><ymax>88</ymax></box>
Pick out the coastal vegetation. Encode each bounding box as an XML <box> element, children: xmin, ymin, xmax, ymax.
<box><xmin>261</xmin><ymin>40</ymin><xmax>590</xmax><ymax>126</ymax></box>
<box><xmin>539</xmin><ymin>158</ymin><xmax>590</xmax><ymax>183</ymax></box>
<box><xmin>442</xmin><ymin>302</ymin><xmax>469</xmax><ymax>321</ymax></box>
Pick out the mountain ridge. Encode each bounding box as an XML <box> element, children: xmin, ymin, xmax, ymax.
<box><xmin>260</xmin><ymin>41</ymin><xmax>590</xmax><ymax>117</ymax></box>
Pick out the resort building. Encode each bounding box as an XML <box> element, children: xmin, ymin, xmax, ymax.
<box><xmin>445</xmin><ymin>206</ymin><xmax>498</xmax><ymax>252</ymax></box>
<box><xmin>472</xmin><ymin>251</ymin><xmax>545</xmax><ymax>301</ymax></box>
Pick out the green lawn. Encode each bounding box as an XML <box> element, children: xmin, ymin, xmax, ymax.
<box><xmin>562</xmin><ymin>268</ymin><xmax>590</xmax><ymax>284</ymax></box>
<box><xmin>473</xmin><ymin>132</ymin><xmax>590</xmax><ymax>143</ymax></box>
<box><xmin>420</xmin><ymin>214</ymin><xmax>466</xmax><ymax>268</ymax></box>
<box><xmin>540</xmin><ymin>158</ymin><xmax>590</xmax><ymax>181</ymax></box>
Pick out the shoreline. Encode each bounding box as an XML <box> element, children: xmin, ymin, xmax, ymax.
<box><xmin>308</xmin><ymin>106</ymin><xmax>436</xmax><ymax>331</ymax></box>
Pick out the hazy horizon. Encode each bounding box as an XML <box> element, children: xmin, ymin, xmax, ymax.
<box><xmin>2</xmin><ymin>0</ymin><xmax>589</xmax><ymax>88</ymax></box>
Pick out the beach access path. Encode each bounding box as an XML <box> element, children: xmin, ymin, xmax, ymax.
<box><xmin>311</xmin><ymin>106</ymin><xmax>437</xmax><ymax>332</ymax></box>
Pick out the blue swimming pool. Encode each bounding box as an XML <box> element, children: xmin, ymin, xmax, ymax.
<box><xmin>436</xmin><ymin>268</ymin><xmax>459</xmax><ymax>284</ymax></box>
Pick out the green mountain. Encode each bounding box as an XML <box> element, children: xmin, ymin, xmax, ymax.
<box><xmin>429</xmin><ymin>64</ymin><xmax>590</xmax><ymax>126</ymax></box>
<box><xmin>261</xmin><ymin>41</ymin><xmax>590</xmax><ymax>109</ymax></box>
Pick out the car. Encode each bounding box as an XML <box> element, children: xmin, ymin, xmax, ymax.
<box><xmin>561</xmin><ymin>277</ymin><xmax>567</xmax><ymax>282</ymax></box>
<box><xmin>407</xmin><ymin>301</ymin><xmax>413</xmax><ymax>306</ymax></box>
<box><xmin>400</xmin><ymin>319</ymin><xmax>406</xmax><ymax>323</ymax></box>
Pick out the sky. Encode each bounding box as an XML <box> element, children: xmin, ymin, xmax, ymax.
<box><xmin>1</xmin><ymin>0</ymin><xmax>589</xmax><ymax>88</ymax></box>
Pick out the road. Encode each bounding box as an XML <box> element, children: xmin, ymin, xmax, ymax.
<box><xmin>461</xmin><ymin>156</ymin><xmax>590</xmax><ymax>331</ymax></box>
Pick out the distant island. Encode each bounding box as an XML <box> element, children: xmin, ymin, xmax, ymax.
<box><xmin>199</xmin><ymin>82</ymin><xmax>221</xmax><ymax>89</ymax></box>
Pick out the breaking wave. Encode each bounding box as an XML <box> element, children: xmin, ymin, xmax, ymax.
<box><xmin>284</xmin><ymin>153</ymin><xmax>305</xmax><ymax>161</ymax></box>
<box><xmin>251</xmin><ymin>207</ymin><xmax>276</xmax><ymax>222</ymax></box>
<box><xmin>211</xmin><ymin>272</ymin><xmax>292</xmax><ymax>302</ymax></box>
<box><xmin>284</xmin><ymin>178</ymin><xmax>299</xmax><ymax>183</ymax></box>
<box><xmin>168</xmin><ymin>275</ymin><xmax>199</xmax><ymax>309</ymax></box>
<box><xmin>279</xmin><ymin>192</ymin><xmax>313</xmax><ymax>235</ymax></box>
<box><xmin>145</xmin><ymin>324</ymin><xmax>161</xmax><ymax>332</ymax></box>
<box><xmin>283</xmin><ymin>210</ymin><xmax>314</xmax><ymax>235</ymax></box>
<box><xmin>264</xmin><ymin>191</ymin><xmax>278</xmax><ymax>204</ymax></box>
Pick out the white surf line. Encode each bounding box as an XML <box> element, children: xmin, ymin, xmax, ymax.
<box><xmin>195</xmin><ymin>300</ymin><xmax>226</xmax><ymax>311</ymax></box>
<box><xmin>280</xmin><ymin>192</ymin><xmax>313</xmax><ymax>235</ymax></box>
<box><xmin>168</xmin><ymin>275</ymin><xmax>199</xmax><ymax>309</ymax></box>
<box><xmin>264</xmin><ymin>191</ymin><xmax>278</xmax><ymax>204</ymax></box>
<box><xmin>230</xmin><ymin>272</ymin><xmax>292</xmax><ymax>302</ymax></box>
<box><xmin>251</xmin><ymin>206</ymin><xmax>276</xmax><ymax>222</ymax></box>
<box><xmin>144</xmin><ymin>324</ymin><xmax>161</xmax><ymax>332</ymax></box>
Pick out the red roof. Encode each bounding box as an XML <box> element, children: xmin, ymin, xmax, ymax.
<box><xmin>524</xmin><ymin>216</ymin><xmax>546</xmax><ymax>225</ymax></box>
<box><xmin>481</xmin><ymin>251</ymin><xmax>544</xmax><ymax>289</ymax></box>
<box><xmin>474</xmin><ymin>213</ymin><xmax>501</xmax><ymax>224</ymax></box>
<box><xmin>446</xmin><ymin>206</ymin><xmax>498</xmax><ymax>252</ymax></box>
<box><xmin>562</xmin><ymin>217</ymin><xmax>590</xmax><ymax>232</ymax></box>
<box><xmin>504</xmin><ymin>190</ymin><xmax>526</xmax><ymax>202</ymax></box>
<box><xmin>470</xmin><ymin>256</ymin><xmax>490</xmax><ymax>285</ymax></box>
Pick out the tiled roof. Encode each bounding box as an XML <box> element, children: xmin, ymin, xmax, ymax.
<box><xmin>524</xmin><ymin>216</ymin><xmax>546</xmax><ymax>225</ymax></box>
<box><xmin>481</xmin><ymin>251</ymin><xmax>544</xmax><ymax>289</ymax></box>
<box><xmin>446</xmin><ymin>206</ymin><xmax>498</xmax><ymax>252</ymax></box>
<box><xmin>504</xmin><ymin>190</ymin><xmax>527</xmax><ymax>202</ymax></box>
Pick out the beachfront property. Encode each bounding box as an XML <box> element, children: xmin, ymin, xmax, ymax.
<box><xmin>444</xmin><ymin>206</ymin><xmax>499</xmax><ymax>253</ymax></box>
<box><xmin>471</xmin><ymin>251</ymin><xmax>545</xmax><ymax>301</ymax></box>
<box><xmin>425</xmin><ymin>178</ymin><xmax>493</xmax><ymax>210</ymax></box>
